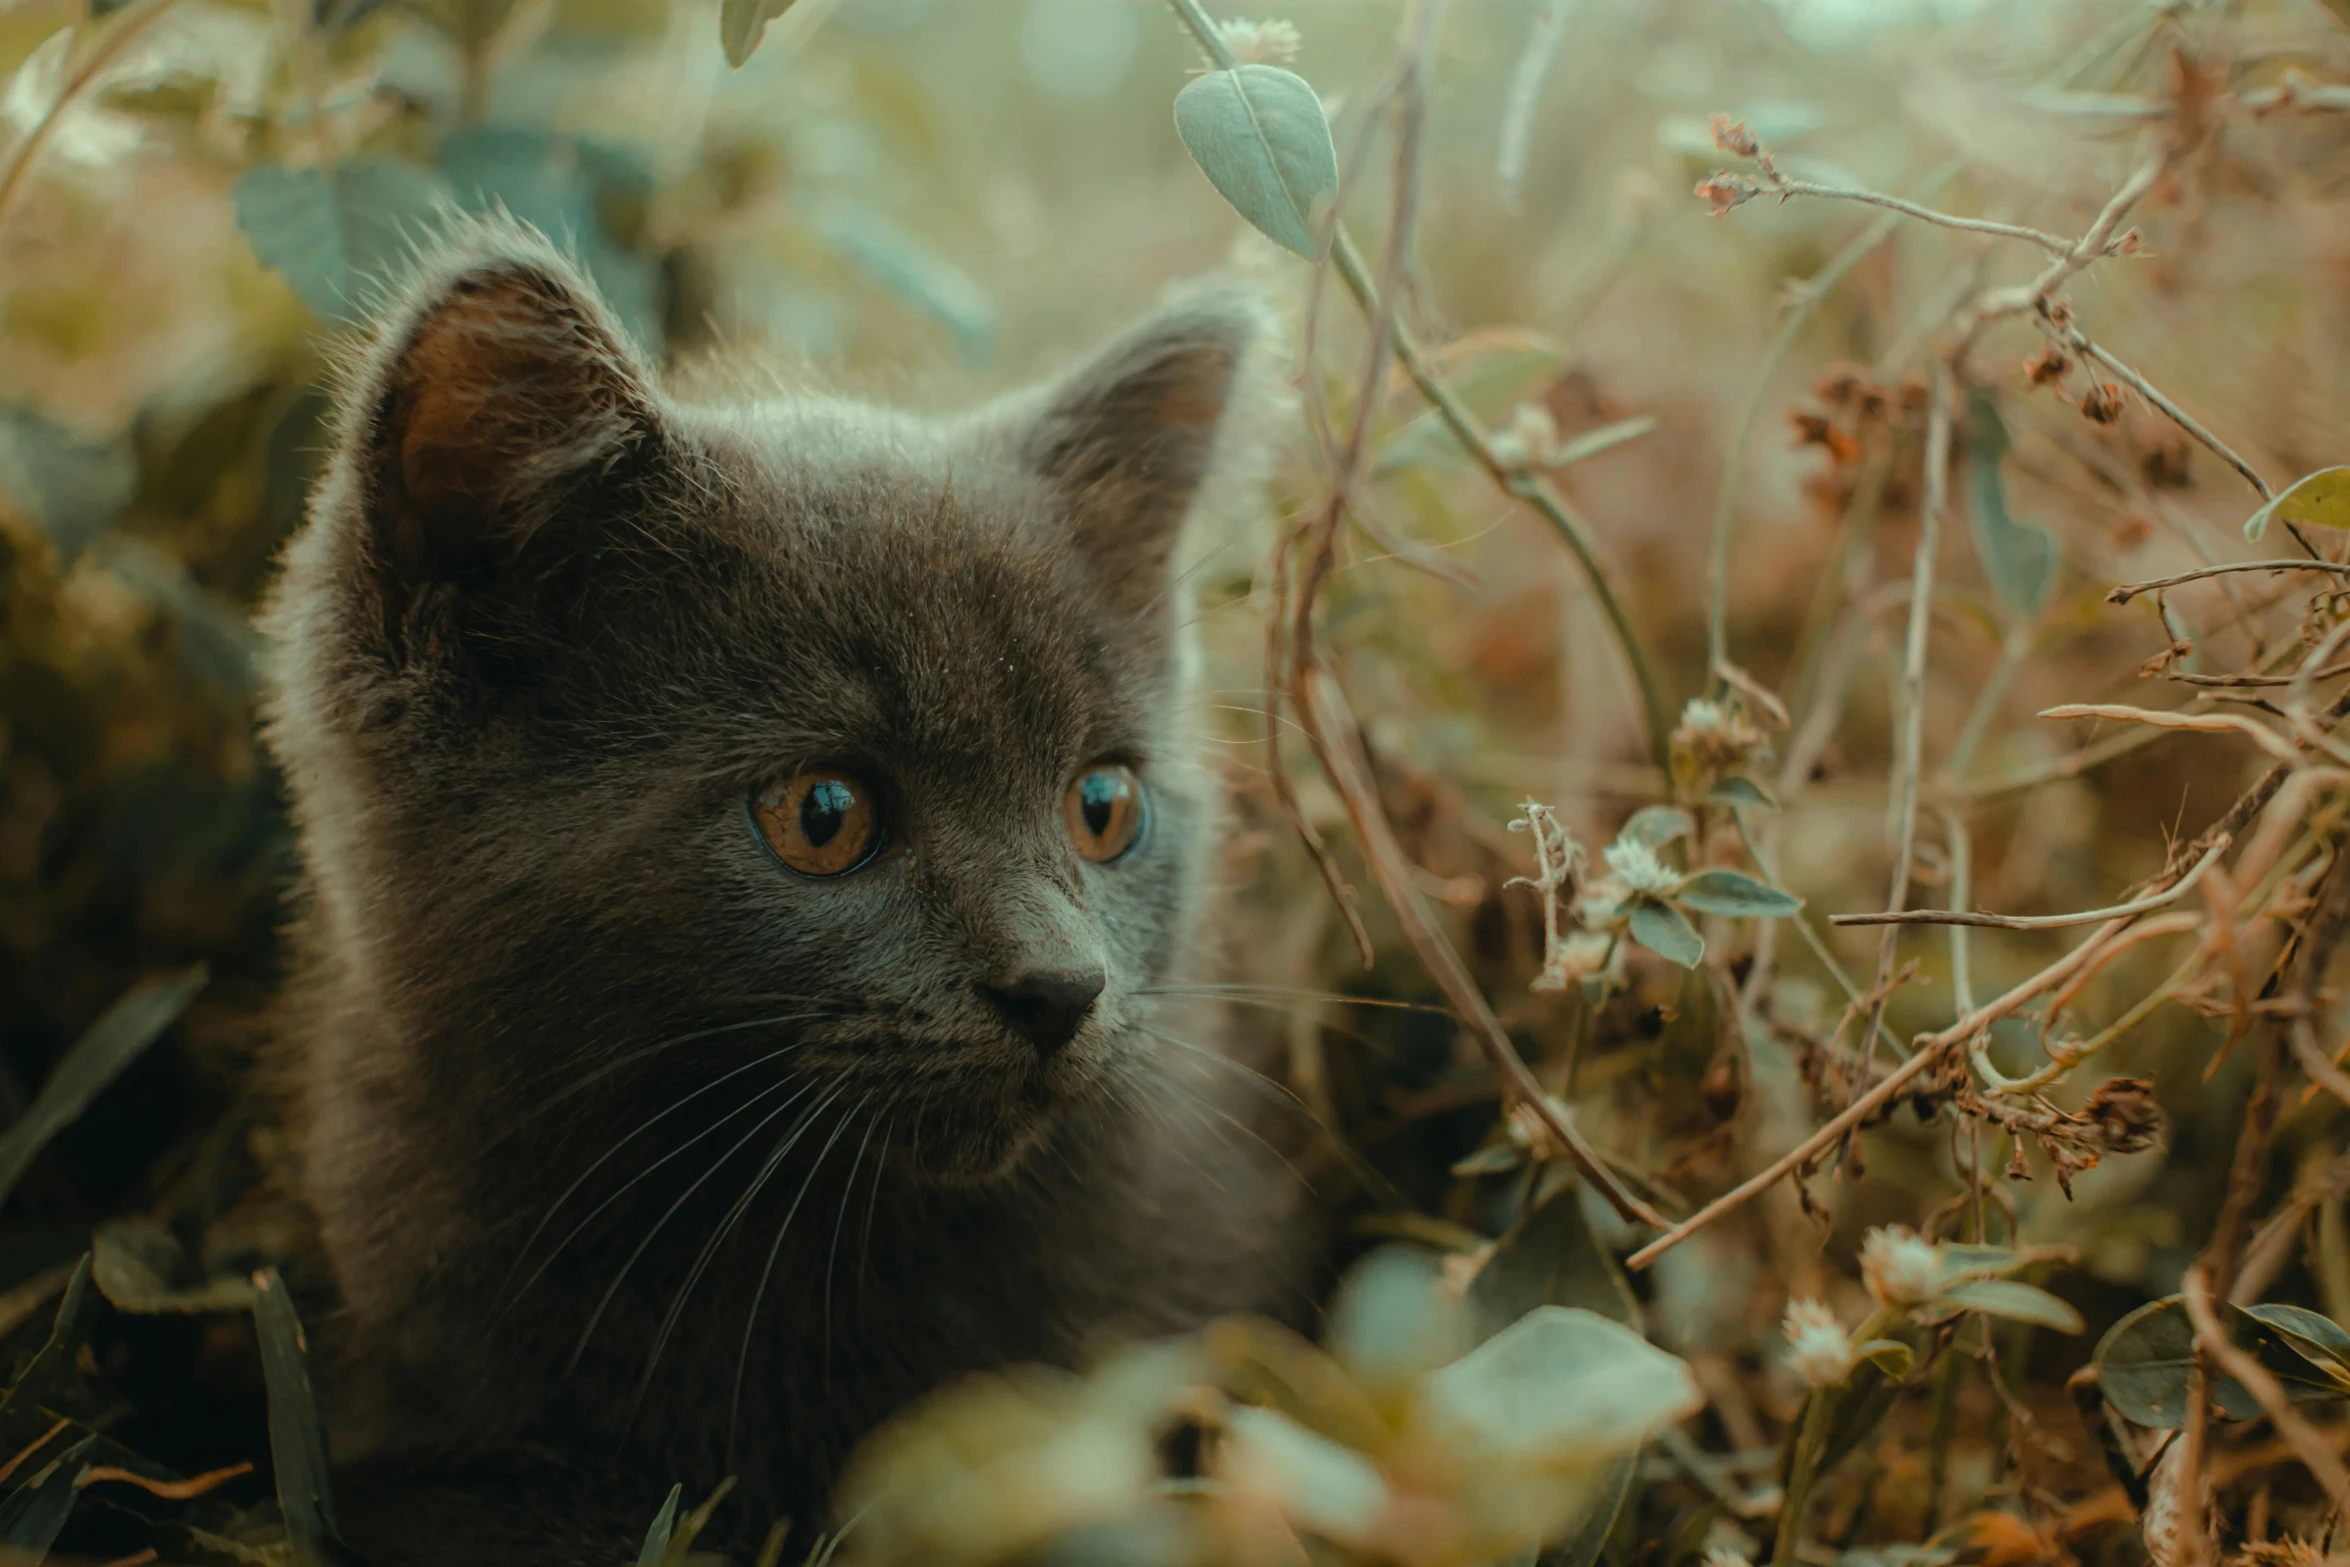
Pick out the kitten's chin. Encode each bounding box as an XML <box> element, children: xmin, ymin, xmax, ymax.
<box><xmin>895</xmin><ymin>1112</ymin><xmax>1055</xmax><ymax>1189</ymax></box>
<box><xmin>893</xmin><ymin>1054</ymin><xmax>1114</xmax><ymax>1188</ymax></box>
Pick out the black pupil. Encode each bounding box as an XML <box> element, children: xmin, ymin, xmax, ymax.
<box><xmin>1079</xmin><ymin>772</ymin><xmax>1122</xmax><ymax>837</ymax></box>
<box><xmin>800</xmin><ymin>779</ymin><xmax>855</xmax><ymax>847</ymax></box>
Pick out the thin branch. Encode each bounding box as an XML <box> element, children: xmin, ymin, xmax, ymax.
<box><xmin>1832</xmin><ymin>833</ymin><xmax>2232</xmax><ymax>930</ymax></box>
<box><xmin>1628</xmin><ymin>899</ymin><xmax>2159</xmax><ymax>1271</ymax></box>
<box><xmin>1765</xmin><ymin>180</ymin><xmax>2076</xmax><ymax>255</ymax></box>
<box><xmin>2068</xmin><ymin>329</ymin><xmax>2274</xmax><ymax>503</ymax></box>
<box><xmin>1845</xmin><ymin>368</ymin><xmax>1956</xmax><ymax>1095</ymax></box>
<box><xmin>2111</xmin><ymin>559</ymin><xmax>2350</xmax><ymax>601</ymax></box>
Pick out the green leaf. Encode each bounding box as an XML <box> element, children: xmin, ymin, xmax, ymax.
<box><xmin>0</xmin><ymin>966</ymin><xmax>206</xmax><ymax>1210</ymax></box>
<box><xmin>1470</xmin><ymin>1184</ymin><xmax>1639</xmax><ymax>1339</ymax></box>
<box><xmin>650</xmin><ymin>1480</ymin><xmax>737</xmax><ymax>1567</ymax></box>
<box><xmin>1172</xmin><ymin>64</ymin><xmax>1339</xmax><ymax>260</ymax></box>
<box><xmin>234</xmin><ymin>158</ymin><xmax>453</xmax><ymax>322</ymax></box>
<box><xmin>2094</xmin><ymin>1296</ymin><xmax>2349</xmax><ymax>1428</ymax></box>
<box><xmin>1415</xmin><ymin>1307</ymin><xmax>1702</xmax><ymax>1470</ymax></box>
<box><xmin>0</xmin><ymin>1256</ymin><xmax>99</xmax><ymax>1434</ymax></box>
<box><xmin>1936</xmin><ymin>1243</ymin><xmax>2021</xmax><ymax>1283</ymax></box>
<box><xmin>254</xmin><ymin>1266</ymin><xmax>344</xmax><ymax>1567</ymax></box>
<box><xmin>1218</xmin><ymin>1406</ymin><xmax>1390</xmax><ymax>1545</ymax></box>
<box><xmin>1618</xmin><ymin>805</ymin><xmax>1695</xmax><ymax>849</ymax></box>
<box><xmin>0</xmin><ymin>1431</ymin><xmax>96</xmax><ymax>1561</ymax></box>
<box><xmin>1707</xmin><ymin>775</ymin><xmax>1776</xmax><ymax>810</ymax></box>
<box><xmin>0</xmin><ymin>406</ymin><xmax>132</xmax><ymax>561</ymax></box>
<box><xmin>1931</xmin><ymin>1279</ymin><xmax>2084</xmax><ymax>1334</ymax></box>
<box><xmin>637</xmin><ymin>1485</ymin><xmax>683</xmax><ymax>1567</ymax></box>
<box><xmin>1325</xmin><ymin>1246</ymin><xmax>1466</xmax><ymax>1399</ymax></box>
<box><xmin>1674</xmin><ymin>869</ymin><xmax>1801</xmax><ymax>919</ymax></box>
<box><xmin>1542</xmin><ymin>1457</ymin><xmax>1635</xmax><ymax>1567</ymax></box>
<box><xmin>2243</xmin><ymin>1303</ymin><xmax>2350</xmax><ymax>1381</ymax></box>
<box><xmin>1854</xmin><ymin>1339</ymin><xmax>1915</xmax><ymax>1378</ymax></box>
<box><xmin>2245</xmin><ymin>467</ymin><xmax>2350</xmax><ymax>542</ymax></box>
<box><xmin>92</xmin><ymin>1217</ymin><xmax>258</xmax><ymax>1314</ymax></box>
<box><xmin>1628</xmin><ymin>901</ymin><xmax>1704</xmax><ymax>967</ymax></box>
<box><xmin>720</xmin><ymin>0</ymin><xmax>800</xmax><ymax>66</ymax></box>
<box><xmin>1963</xmin><ymin>392</ymin><xmax>2059</xmax><ymax>620</ymax></box>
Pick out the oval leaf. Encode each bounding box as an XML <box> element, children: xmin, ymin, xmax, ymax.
<box><xmin>1854</xmin><ymin>1339</ymin><xmax>1915</xmax><ymax>1378</ymax></box>
<box><xmin>1933</xmin><ymin>1278</ymin><xmax>2084</xmax><ymax>1334</ymax></box>
<box><xmin>1628</xmin><ymin>900</ymin><xmax>1704</xmax><ymax>967</ymax></box>
<box><xmin>2094</xmin><ymin>1296</ymin><xmax>2346</xmax><ymax>1428</ymax></box>
<box><xmin>1173</xmin><ymin>65</ymin><xmax>1339</xmax><ymax>260</ymax></box>
<box><xmin>1675</xmin><ymin>869</ymin><xmax>1801</xmax><ymax>919</ymax></box>
<box><xmin>1964</xmin><ymin>392</ymin><xmax>2059</xmax><ymax>620</ymax></box>
<box><xmin>1218</xmin><ymin>1406</ymin><xmax>1390</xmax><ymax>1546</ymax></box>
<box><xmin>1414</xmin><ymin>1306</ymin><xmax>1703</xmax><ymax>1469</ymax></box>
<box><xmin>1707</xmin><ymin>775</ymin><xmax>1776</xmax><ymax>810</ymax></box>
<box><xmin>234</xmin><ymin>159</ymin><xmax>453</xmax><ymax>322</ymax></box>
<box><xmin>2246</xmin><ymin>467</ymin><xmax>2350</xmax><ymax>541</ymax></box>
<box><xmin>1619</xmin><ymin>805</ymin><xmax>1695</xmax><ymax>849</ymax></box>
<box><xmin>2243</xmin><ymin>1302</ymin><xmax>2350</xmax><ymax>1381</ymax></box>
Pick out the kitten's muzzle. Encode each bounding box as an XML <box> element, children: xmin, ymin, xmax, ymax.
<box><xmin>980</xmin><ymin>966</ymin><xmax>1105</xmax><ymax>1055</ymax></box>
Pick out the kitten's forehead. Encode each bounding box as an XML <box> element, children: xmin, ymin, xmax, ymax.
<box><xmin>704</xmin><ymin>403</ymin><xmax>1158</xmax><ymax>787</ymax></box>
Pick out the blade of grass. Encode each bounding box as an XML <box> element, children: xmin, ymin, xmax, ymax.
<box><xmin>0</xmin><ymin>965</ymin><xmax>208</xmax><ymax>1208</ymax></box>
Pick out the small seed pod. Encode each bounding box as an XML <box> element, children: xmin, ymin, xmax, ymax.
<box><xmin>2079</xmin><ymin>382</ymin><xmax>2124</xmax><ymax>424</ymax></box>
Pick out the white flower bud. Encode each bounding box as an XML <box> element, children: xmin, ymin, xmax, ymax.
<box><xmin>1603</xmin><ymin>838</ymin><xmax>1682</xmax><ymax>897</ymax></box>
<box><xmin>1780</xmin><ymin>1297</ymin><xmax>1855</xmax><ymax>1389</ymax></box>
<box><xmin>1859</xmin><ymin>1225</ymin><xmax>1942</xmax><ymax>1308</ymax></box>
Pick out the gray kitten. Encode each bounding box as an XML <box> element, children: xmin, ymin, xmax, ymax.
<box><xmin>260</xmin><ymin>219</ymin><xmax>1302</xmax><ymax>1563</ymax></box>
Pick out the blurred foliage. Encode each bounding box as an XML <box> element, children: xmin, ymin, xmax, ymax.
<box><xmin>4</xmin><ymin>0</ymin><xmax>2350</xmax><ymax>1562</ymax></box>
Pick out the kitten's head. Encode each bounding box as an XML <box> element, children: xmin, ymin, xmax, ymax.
<box><xmin>268</xmin><ymin>221</ymin><xmax>1271</xmax><ymax>1188</ymax></box>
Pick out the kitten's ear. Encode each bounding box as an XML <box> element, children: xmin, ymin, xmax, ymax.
<box><xmin>342</xmin><ymin>234</ymin><xmax>667</xmax><ymax>640</ymax></box>
<box><xmin>1018</xmin><ymin>289</ymin><xmax>1269</xmax><ymax>619</ymax></box>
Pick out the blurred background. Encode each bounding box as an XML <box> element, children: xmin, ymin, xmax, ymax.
<box><xmin>5</xmin><ymin>0</ymin><xmax>2350</xmax><ymax>1557</ymax></box>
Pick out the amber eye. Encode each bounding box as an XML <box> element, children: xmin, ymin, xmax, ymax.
<box><xmin>751</xmin><ymin>771</ymin><xmax>883</xmax><ymax>877</ymax></box>
<box><xmin>1065</xmin><ymin>764</ymin><xmax>1146</xmax><ymax>863</ymax></box>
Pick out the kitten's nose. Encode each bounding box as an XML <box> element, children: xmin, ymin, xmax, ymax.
<box><xmin>982</xmin><ymin>968</ymin><xmax>1106</xmax><ymax>1055</ymax></box>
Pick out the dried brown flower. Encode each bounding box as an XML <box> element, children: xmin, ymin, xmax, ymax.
<box><xmin>1695</xmin><ymin>173</ymin><xmax>1761</xmax><ymax>216</ymax></box>
<box><xmin>1709</xmin><ymin>113</ymin><xmax>1760</xmax><ymax>158</ymax></box>
<box><xmin>2083</xmin><ymin>1077</ymin><xmax>2163</xmax><ymax>1154</ymax></box>
<box><xmin>2079</xmin><ymin>382</ymin><xmax>2123</xmax><ymax>423</ymax></box>
<box><xmin>2024</xmin><ymin>348</ymin><xmax>2069</xmax><ymax>388</ymax></box>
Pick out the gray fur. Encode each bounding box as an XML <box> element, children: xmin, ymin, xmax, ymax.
<box><xmin>261</xmin><ymin>217</ymin><xmax>1301</xmax><ymax>1563</ymax></box>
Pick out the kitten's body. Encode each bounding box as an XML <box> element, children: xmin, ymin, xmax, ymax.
<box><xmin>263</xmin><ymin>222</ymin><xmax>1299</xmax><ymax>1562</ymax></box>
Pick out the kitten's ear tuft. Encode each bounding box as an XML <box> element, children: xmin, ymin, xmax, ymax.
<box><xmin>347</xmin><ymin>234</ymin><xmax>663</xmax><ymax>626</ymax></box>
<box><xmin>1022</xmin><ymin>288</ymin><xmax>1272</xmax><ymax>618</ymax></box>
